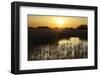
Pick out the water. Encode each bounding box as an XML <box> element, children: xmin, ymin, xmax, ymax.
<box><xmin>28</xmin><ymin>37</ymin><xmax>88</xmax><ymax>61</ymax></box>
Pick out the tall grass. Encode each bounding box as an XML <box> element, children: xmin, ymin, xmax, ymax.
<box><xmin>28</xmin><ymin>40</ymin><xmax>87</xmax><ymax>61</ymax></box>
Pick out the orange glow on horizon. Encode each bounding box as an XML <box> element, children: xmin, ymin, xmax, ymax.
<box><xmin>28</xmin><ymin>15</ymin><xmax>88</xmax><ymax>29</ymax></box>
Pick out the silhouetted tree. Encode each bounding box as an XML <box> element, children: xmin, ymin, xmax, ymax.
<box><xmin>37</xmin><ymin>26</ymin><xmax>51</xmax><ymax>29</ymax></box>
<box><xmin>76</xmin><ymin>25</ymin><xmax>87</xmax><ymax>29</ymax></box>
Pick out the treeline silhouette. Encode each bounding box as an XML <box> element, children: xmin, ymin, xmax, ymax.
<box><xmin>28</xmin><ymin>25</ymin><xmax>87</xmax><ymax>47</ymax></box>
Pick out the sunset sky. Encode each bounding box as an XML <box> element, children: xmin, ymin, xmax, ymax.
<box><xmin>28</xmin><ymin>15</ymin><xmax>88</xmax><ymax>28</ymax></box>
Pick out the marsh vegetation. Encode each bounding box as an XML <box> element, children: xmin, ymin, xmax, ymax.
<box><xmin>28</xmin><ymin>25</ymin><xmax>88</xmax><ymax>61</ymax></box>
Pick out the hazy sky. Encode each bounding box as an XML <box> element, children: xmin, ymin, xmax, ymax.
<box><xmin>28</xmin><ymin>15</ymin><xmax>88</xmax><ymax>28</ymax></box>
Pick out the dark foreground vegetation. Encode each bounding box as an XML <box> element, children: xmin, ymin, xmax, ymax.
<box><xmin>28</xmin><ymin>25</ymin><xmax>88</xmax><ymax>60</ymax></box>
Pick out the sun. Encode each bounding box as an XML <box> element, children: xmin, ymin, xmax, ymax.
<box><xmin>56</xmin><ymin>18</ymin><xmax>64</xmax><ymax>28</ymax></box>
